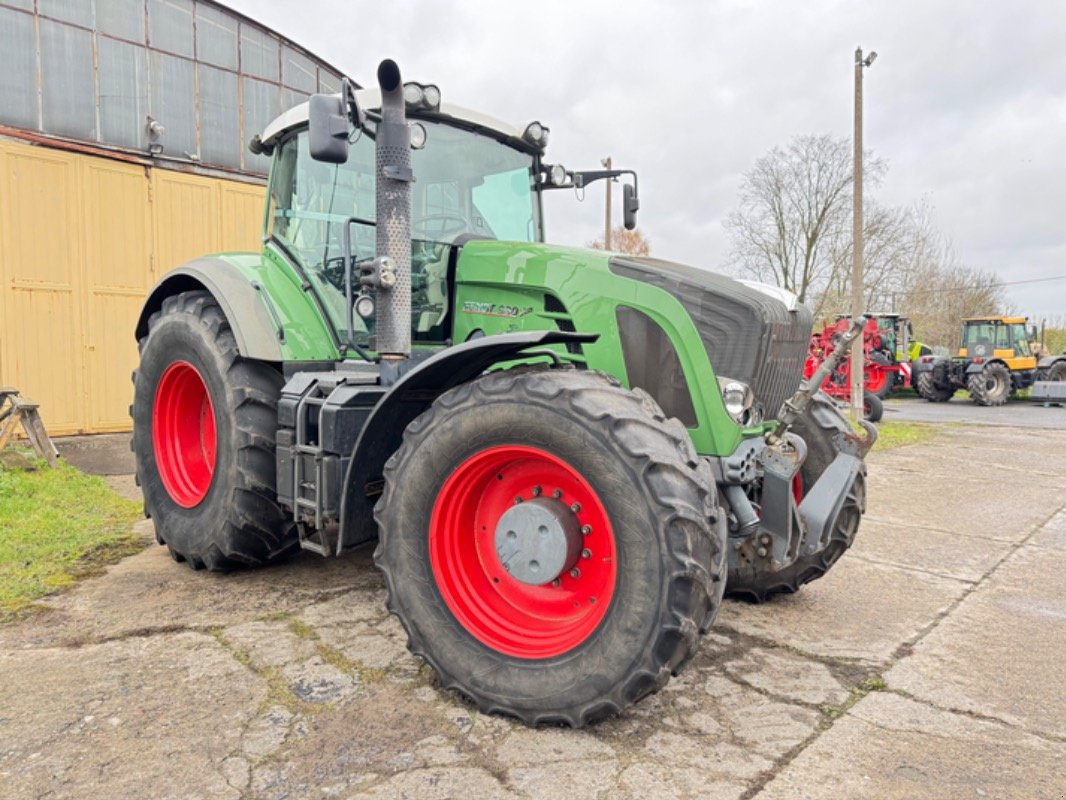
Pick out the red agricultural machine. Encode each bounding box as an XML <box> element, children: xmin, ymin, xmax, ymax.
<box><xmin>804</xmin><ymin>317</ymin><xmax>902</xmax><ymax>421</ymax></box>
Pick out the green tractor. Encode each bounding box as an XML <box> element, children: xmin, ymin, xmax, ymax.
<box><xmin>132</xmin><ymin>60</ymin><xmax>875</xmax><ymax>726</ymax></box>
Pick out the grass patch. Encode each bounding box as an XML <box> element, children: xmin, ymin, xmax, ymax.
<box><xmin>0</xmin><ymin>451</ymin><xmax>142</xmax><ymax>622</ymax></box>
<box><xmin>872</xmin><ymin>421</ymin><xmax>938</xmax><ymax>451</ymax></box>
<box><xmin>821</xmin><ymin>674</ymin><xmax>887</xmax><ymax>720</ymax></box>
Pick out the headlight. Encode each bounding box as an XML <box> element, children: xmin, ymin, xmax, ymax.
<box><xmin>549</xmin><ymin>164</ymin><xmax>568</xmax><ymax>186</ymax></box>
<box><xmin>717</xmin><ymin>377</ymin><xmax>755</xmax><ymax>424</ymax></box>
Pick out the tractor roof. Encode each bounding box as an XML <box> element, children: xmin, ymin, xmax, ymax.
<box><xmin>260</xmin><ymin>88</ymin><xmax>536</xmax><ymax>154</ymax></box>
<box><xmin>963</xmin><ymin>316</ymin><xmax>1028</xmax><ymax>324</ymax></box>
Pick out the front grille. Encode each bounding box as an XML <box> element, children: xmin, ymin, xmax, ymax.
<box><xmin>748</xmin><ymin>319</ymin><xmax>812</xmax><ymax>419</ymax></box>
<box><xmin>609</xmin><ymin>257</ymin><xmax>813</xmax><ymax>420</ymax></box>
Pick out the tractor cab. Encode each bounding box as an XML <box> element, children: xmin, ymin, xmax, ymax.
<box><xmin>256</xmin><ymin>83</ymin><xmax>638</xmax><ymax>355</ymax></box>
<box><xmin>958</xmin><ymin>317</ymin><xmax>1035</xmax><ymax>369</ymax></box>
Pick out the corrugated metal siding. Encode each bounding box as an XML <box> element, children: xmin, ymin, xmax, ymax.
<box><xmin>0</xmin><ymin>138</ymin><xmax>265</xmax><ymax>435</ymax></box>
<box><xmin>0</xmin><ymin>1</ymin><xmax>346</xmax><ymax>174</ymax></box>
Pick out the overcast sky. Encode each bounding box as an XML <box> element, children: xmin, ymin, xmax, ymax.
<box><xmin>225</xmin><ymin>0</ymin><xmax>1066</xmax><ymax>320</ymax></box>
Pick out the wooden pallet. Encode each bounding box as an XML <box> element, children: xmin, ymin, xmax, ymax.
<box><xmin>0</xmin><ymin>388</ymin><xmax>59</xmax><ymax>466</ymax></box>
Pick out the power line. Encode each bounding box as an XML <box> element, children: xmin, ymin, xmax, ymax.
<box><xmin>884</xmin><ymin>274</ymin><xmax>1066</xmax><ymax>299</ymax></box>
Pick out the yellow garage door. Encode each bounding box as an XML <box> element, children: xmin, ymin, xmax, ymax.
<box><xmin>0</xmin><ymin>139</ymin><xmax>265</xmax><ymax>435</ymax></box>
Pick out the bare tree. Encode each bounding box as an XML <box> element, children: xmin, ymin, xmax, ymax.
<box><xmin>589</xmin><ymin>226</ymin><xmax>651</xmax><ymax>256</ymax></box>
<box><xmin>816</xmin><ymin>201</ymin><xmax>941</xmax><ymax>319</ymax></box>
<box><xmin>725</xmin><ymin>134</ymin><xmax>885</xmax><ymax>304</ymax></box>
<box><xmin>897</xmin><ymin>255</ymin><xmax>1006</xmax><ymax>351</ymax></box>
<box><xmin>814</xmin><ymin>207</ymin><xmax>1007</xmax><ymax>350</ymax></box>
<box><xmin>726</xmin><ymin>135</ymin><xmax>1012</xmax><ymax>351</ymax></box>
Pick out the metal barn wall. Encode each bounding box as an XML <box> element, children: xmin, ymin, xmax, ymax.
<box><xmin>0</xmin><ymin>138</ymin><xmax>265</xmax><ymax>435</ymax></box>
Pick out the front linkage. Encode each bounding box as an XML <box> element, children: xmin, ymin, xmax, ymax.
<box><xmin>712</xmin><ymin>317</ymin><xmax>877</xmax><ymax>600</ymax></box>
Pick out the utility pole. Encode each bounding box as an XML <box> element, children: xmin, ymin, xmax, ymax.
<box><xmin>602</xmin><ymin>156</ymin><xmax>612</xmax><ymax>249</ymax></box>
<box><xmin>851</xmin><ymin>46</ymin><xmax>877</xmax><ymax>421</ymax></box>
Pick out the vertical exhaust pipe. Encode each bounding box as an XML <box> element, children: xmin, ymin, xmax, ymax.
<box><xmin>374</xmin><ymin>59</ymin><xmax>412</xmax><ymax>359</ymax></box>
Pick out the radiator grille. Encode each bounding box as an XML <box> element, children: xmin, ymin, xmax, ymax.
<box><xmin>609</xmin><ymin>257</ymin><xmax>813</xmax><ymax>420</ymax></box>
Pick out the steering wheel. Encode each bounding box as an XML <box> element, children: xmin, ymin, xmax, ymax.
<box><xmin>412</xmin><ymin>213</ymin><xmax>469</xmax><ymax>240</ymax></box>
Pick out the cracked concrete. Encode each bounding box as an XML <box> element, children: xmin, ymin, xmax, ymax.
<box><xmin>1</xmin><ymin>424</ymin><xmax>1064</xmax><ymax>799</ymax></box>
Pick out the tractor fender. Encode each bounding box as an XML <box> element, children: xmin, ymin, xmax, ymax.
<box><xmin>135</xmin><ymin>258</ymin><xmax>286</xmax><ymax>362</ymax></box>
<box><xmin>1037</xmin><ymin>354</ymin><xmax>1066</xmax><ymax>370</ymax></box>
<box><xmin>965</xmin><ymin>358</ymin><xmax>1007</xmax><ymax>376</ymax></box>
<box><xmin>337</xmin><ymin>330</ymin><xmax>598</xmax><ymax>551</ymax></box>
<box><xmin>910</xmin><ymin>355</ymin><xmax>944</xmax><ymax>376</ymax></box>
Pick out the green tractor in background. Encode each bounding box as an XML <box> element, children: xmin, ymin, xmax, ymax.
<box><xmin>131</xmin><ymin>60</ymin><xmax>875</xmax><ymax>726</ymax></box>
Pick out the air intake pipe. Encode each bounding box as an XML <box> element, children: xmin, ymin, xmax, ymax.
<box><xmin>374</xmin><ymin>59</ymin><xmax>412</xmax><ymax>359</ymax></box>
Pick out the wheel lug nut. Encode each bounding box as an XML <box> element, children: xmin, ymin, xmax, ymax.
<box><xmin>581</xmin><ymin>548</ymin><xmax>591</xmax><ymax>559</ymax></box>
<box><xmin>532</xmin><ymin>486</ymin><xmax>542</xmax><ymax>497</ymax></box>
<box><xmin>551</xmin><ymin>578</ymin><xmax>561</xmax><ymax>587</ymax></box>
<box><xmin>581</xmin><ymin>525</ymin><xmax>592</xmax><ymax>536</ymax></box>
<box><xmin>552</xmin><ymin>489</ymin><xmax>563</xmax><ymax>499</ymax></box>
<box><xmin>514</xmin><ymin>496</ymin><xmax>523</xmax><ymax>504</ymax></box>
<box><xmin>570</xmin><ymin>567</ymin><xmax>581</xmax><ymax>579</ymax></box>
<box><xmin>570</xmin><ymin>502</ymin><xmax>581</xmax><ymax>513</ymax></box>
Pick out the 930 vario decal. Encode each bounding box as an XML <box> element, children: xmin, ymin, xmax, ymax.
<box><xmin>461</xmin><ymin>301</ymin><xmax>534</xmax><ymax>318</ymax></box>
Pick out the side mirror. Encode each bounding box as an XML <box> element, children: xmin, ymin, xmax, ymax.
<box><xmin>308</xmin><ymin>93</ymin><xmax>350</xmax><ymax>164</ymax></box>
<box><xmin>623</xmin><ymin>182</ymin><xmax>639</xmax><ymax>230</ymax></box>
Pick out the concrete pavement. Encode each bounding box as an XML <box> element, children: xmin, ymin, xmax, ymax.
<box><xmin>2</xmin><ymin>424</ymin><xmax>1064</xmax><ymax>799</ymax></box>
<box><xmin>884</xmin><ymin>393</ymin><xmax>1066</xmax><ymax>429</ymax></box>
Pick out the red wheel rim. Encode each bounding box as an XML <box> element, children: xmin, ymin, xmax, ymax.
<box><xmin>153</xmin><ymin>361</ymin><xmax>217</xmax><ymax>508</ymax></box>
<box><xmin>429</xmin><ymin>445</ymin><xmax>617</xmax><ymax>659</ymax></box>
<box><xmin>865</xmin><ymin>366</ymin><xmax>888</xmax><ymax>394</ymax></box>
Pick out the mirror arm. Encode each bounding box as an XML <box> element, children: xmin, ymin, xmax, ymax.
<box><xmin>571</xmin><ymin>169</ymin><xmax>637</xmax><ymax>191</ymax></box>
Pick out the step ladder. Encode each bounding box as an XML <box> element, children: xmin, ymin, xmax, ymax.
<box><xmin>0</xmin><ymin>389</ymin><xmax>60</xmax><ymax>466</ymax></box>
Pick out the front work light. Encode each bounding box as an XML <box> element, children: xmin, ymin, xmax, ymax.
<box><xmin>402</xmin><ymin>82</ymin><xmax>441</xmax><ymax>111</ymax></box>
<box><xmin>523</xmin><ymin>121</ymin><xmax>550</xmax><ymax>149</ymax></box>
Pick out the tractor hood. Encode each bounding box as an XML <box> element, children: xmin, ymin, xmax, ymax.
<box><xmin>608</xmin><ymin>255</ymin><xmax>814</xmax><ymax>421</ymax></box>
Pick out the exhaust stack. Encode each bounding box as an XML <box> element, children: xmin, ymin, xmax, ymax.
<box><xmin>374</xmin><ymin>59</ymin><xmax>412</xmax><ymax>359</ymax></box>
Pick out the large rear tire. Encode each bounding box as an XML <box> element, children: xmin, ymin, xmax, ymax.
<box><xmin>726</xmin><ymin>391</ymin><xmax>866</xmax><ymax>602</ymax></box>
<box><xmin>1045</xmin><ymin>361</ymin><xmax>1066</xmax><ymax>382</ymax></box>
<box><xmin>132</xmin><ymin>290</ymin><xmax>296</xmax><ymax>570</ymax></box>
<box><xmin>916</xmin><ymin>371</ymin><xmax>955</xmax><ymax>402</ymax></box>
<box><xmin>967</xmin><ymin>362</ymin><xmax>1011</xmax><ymax>406</ymax></box>
<box><xmin>374</xmin><ymin>368</ymin><xmax>725</xmax><ymax>726</ymax></box>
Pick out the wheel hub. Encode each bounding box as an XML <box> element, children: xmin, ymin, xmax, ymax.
<box><xmin>494</xmin><ymin>498</ymin><xmax>581</xmax><ymax>585</ymax></box>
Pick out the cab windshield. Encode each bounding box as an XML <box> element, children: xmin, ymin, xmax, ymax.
<box><xmin>267</xmin><ymin>119</ymin><xmax>540</xmax><ymax>345</ymax></box>
<box><xmin>962</xmin><ymin>322</ymin><xmax>1031</xmax><ymax>357</ymax></box>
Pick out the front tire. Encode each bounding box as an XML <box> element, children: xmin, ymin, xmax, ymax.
<box><xmin>967</xmin><ymin>362</ymin><xmax>1011</xmax><ymax>406</ymax></box>
<box><xmin>916</xmin><ymin>370</ymin><xmax>955</xmax><ymax>402</ymax></box>
<box><xmin>374</xmin><ymin>368</ymin><xmax>725</xmax><ymax>726</ymax></box>
<box><xmin>132</xmin><ymin>290</ymin><xmax>296</xmax><ymax>570</ymax></box>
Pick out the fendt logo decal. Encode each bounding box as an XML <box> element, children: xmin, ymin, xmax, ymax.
<box><xmin>461</xmin><ymin>301</ymin><xmax>534</xmax><ymax>318</ymax></box>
